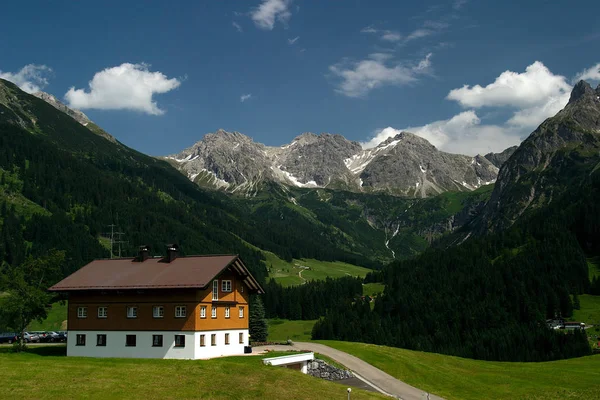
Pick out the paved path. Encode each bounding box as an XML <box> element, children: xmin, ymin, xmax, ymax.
<box><xmin>256</xmin><ymin>342</ymin><xmax>444</xmax><ymax>400</ymax></box>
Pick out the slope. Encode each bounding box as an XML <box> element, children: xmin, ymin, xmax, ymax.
<box><xmin>319</xmin><ymin>341</ymin><xmax>600</xmax><ymax>400</ymax></box>
<box><xmin>0</xmin><ymin>78</ymin><xmax>268</xmax><ymax>280</ymax></box>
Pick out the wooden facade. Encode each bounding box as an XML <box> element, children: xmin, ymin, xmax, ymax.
<box><xmin>68</xmin><ymin>273</ymin><xmax>250</xmax><ymax>332</ymax></box>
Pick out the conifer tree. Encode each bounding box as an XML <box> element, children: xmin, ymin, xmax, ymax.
<box><xmin>249</xmin><ymin>296</ymin><xmax>268</xmax><ymax>343</ymax></box>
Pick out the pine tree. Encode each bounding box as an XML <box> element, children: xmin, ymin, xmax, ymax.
<box><xmin>249</xmin><ymin>296</ymin><xmax>268</xmax><ymax>343</ymax></box>
<box><xmin>573</xmin><ymin>293</ymin><xmax>581</xmax><ymax>310</ymax></box>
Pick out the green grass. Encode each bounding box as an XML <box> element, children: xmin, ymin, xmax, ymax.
<box><xmin>264</xmin><ymin>250</ymin><xmax>372</xmax><ymax>287</ymax></box>
<box><xmin>317</xmin><ymin>341</ymin><xmax>600</xmax><ymax>400</ymax></box>
<box><xmin>573</xmin><ymin>295</ymin><xmax>600</xmax><ymax>326</ymax></box>
<box><xmin>27</xmin><ymin>302</ymin><xmax>68</xmax><ymax>331</ymax></box>
<box><xmin>268</xmin><ymin>319</ymin><xmax>317</xmax><ymax>342</ymax></box>
<box><xmin>362</xmin><ymin>283</ymin><xmax>385</xmax><ymax>297</ymax></box>
<box><xmin>0</xmin><ymin>347</ymin><xmax>386</xmax><ymax>400</ymax></box>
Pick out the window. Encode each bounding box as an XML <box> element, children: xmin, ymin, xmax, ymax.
<box><xmin>175</xmin><ymin>305</ymin><xmax>186</xmax><ymax>318</ymax></box>
<box><xmin>225</xmin><ymin>306</ymin><xmax>230</xmax><ymax>319</ymax></box>
<box><xmin>211</xmin><ymin>306</ymin><xmax>217</xmax><ymax>318</ymax></box>
<box><xmin>126</xmin><ymin>335</ymin><xmax>136</xmax><ymax>347</ymax></box>
<box><xmin>211</xmin><ymin>334</ymin><xmax>216</xmax><ymax>346</ymax></box>
<box><xmin>153</xmin><ymin>306</ymin><xmax>164</xmax><ymax>318</ymax></box>
<box><xmin>174</xmin><ymin>335</ymin><xmax>185</xmax><ymax>348</ymax></box>
<box><xmin>200</xmin><ymin>306</ymin><xmax>206</xmax><ymax>318</ymax></box>
<box><xmin>239</xmin><ymin>332</ymin><xmax>244</xmax><ymax>344</ymax></box>
<box><xmin>239</xmin><ymin>306</ymin><xmax>244</xmax><ymax>318</ymax></box>
<box><xmin>212</xmin><ymin>280</ymin><xmax>218</xmax><ymax>301</ymax></box>
<box><xmin>225</xmin><ymin>333</ymin><xmax>230</xmax><ymax>345</ymax></box>
<box><xmin>76</xmin><ymin>334</ymin><xmax>86</xmax><ymax>346</ymax></box>
<box><xmin>96</xmin><ymin>334</ymin><xmax>106</xmax><ymax>346</ymax></box>
<box><xmin>126</xmin><ymin>306</ymin><xmax>137</xmax><ymax>319</ymax></box>
<box><xmin>152</xmin><ymin>335</ymin><xmax>163</xmax><ymax>347</ymax></box>
<box><xmin>200</xmin><ymin>334</ymin><xmax>205</xmax><ymax>347</ymax></box>
<box><xmin>221</xmin><ymin>280</ymin><xmax>232</xmax><ymax>292</ymax></box>
<box><xmin>97</xmin><ymin>306</ymin><xmax>107</xmax><ymax>318</ymax></box>
<box><xmin>241</xmin><ymin>285</ymin><xmax>244</xmax><ymax>293</ymax></box>
<box><xmin>77</xmin><ymin>307</ymin><xmax>87</xmax><ymax>318</ymax></box>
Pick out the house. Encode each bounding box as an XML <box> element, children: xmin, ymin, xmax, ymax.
<box><xmin>48</xmin><ymin>244</ymin><xmax>264</xmax><ymax>360</ymax></box>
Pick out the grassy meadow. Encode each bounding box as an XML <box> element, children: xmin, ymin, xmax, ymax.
<box><xmin>28</xmin><ymin>301</ymin><xmax>68</xmax><ymax>331</ymax></box>
<box><xmin>263</xmin><ymin>250</ymin><xmax>372</xmax><ymax>286</ymax></box>
<box><xmin>317</xmin><ymin>341</ymin><xmax>600</xmax><ymax>400</ymax></box>
<box><xmin>268</xmin><ymin>319</ymin><xmax>317</xmax><ymax>342</ymax></box>
<box><xmin>0</xmin><ymin>347</ymin><xmax>385</xmax><ymax>400</ymax></box>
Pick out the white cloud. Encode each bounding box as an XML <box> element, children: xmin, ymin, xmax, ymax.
<box><xmin>288</xmin><ymin>36</ymin><xmax>299</xmax><ymax>45</ymax></box>
<box><xmin>447</xmin><ymin>61</ymin><xmax>571</xmax><ymax>108</ymax></box>
<box><xmin>363</xmin><ymin>111</ymin><xmax>522</xmax><ymax>156</ymax></box>
<box><xmin>360</xmin><ymin>26</ymin><xmax>378</xmax><ymax>34</ymax></box>
<box><xmin>232</xmin><ymin>21</ymin><xmax>243</xmax><ymax>32</ymax></box>
<box><xmin>329</xmin><ymin>53</ymin><xmax>433</xmax><ymax>98</ymax></box>
<box><xmin>447</xmin><ymin>61</ymin><xmax>572</xmax><ymax>129</ymax></box>
<box><xmin>574</xmin><ymin>63</ymin><xmax>600</xmax><ymax>82</ymax></box>
<box><xmin>360</xmin><ymin>61</ymin><xmax>600</xmax><ymax>155</ymax></box>
<box><xmin>64</xmin><ymin>63</ymin><xmax>181</xmax><ymax>115</ymax></box>
<box><xmin>240</xmin><ymin>93</ymin><xmax>252</xmax><ymax>102</ymax></box>
<box><xmin>453</xmin><ymin>0</ymin><xmax>468</xmax><ymax>10</ymax></box>
<box><xmin>251</xmin><ymin>0</ymin><xmax>292</xmax><ymax>30</ymax></box>
<box><xmin>0</xmin><ymin>64</ymin><xmax>52</xmax><ymax>93</ymax></box>
<box><xmin>381</xmin><ymin>31</ymin><xmax>402</xmax><ymax>42</ymax></box>
<box><xmin>405</xmin><ymin>28</ymin><xmax>434</xmax><ymax>42</ymax></box>
<box><xmin>506</xmin><ymin>92</ymin><xmax>570</xmax><ymax>128</ymax></box>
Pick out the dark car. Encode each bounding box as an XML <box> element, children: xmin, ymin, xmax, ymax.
<box><xmin>0</xmin><ymin>332</ymin><xmax>19</xmax><ymax>344</ymax></box>
<box><xmin>56</xmin><ymin>331</ymin><xmax>67</xmax><ymax>342</ymax></box>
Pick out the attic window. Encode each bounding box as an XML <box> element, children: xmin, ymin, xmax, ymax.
<box><xmin>222</xmin><ymin>280</ymin><xmax>232</xmax><ymax>292</ymax></box>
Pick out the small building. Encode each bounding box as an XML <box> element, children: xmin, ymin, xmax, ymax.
<box><xmin>563</xmin><ymin>321</ymin><xmax>585</xmax><ymax>330</ymax></box>
<box><xmin>263</xmin><ymin>352</ymin><xmax>315</xmax><ymax>374</ymax></box>
<box><xmin>49</xmin><ymin>245</ymin><xmax>264</xmax><ymax>359</ymax></box>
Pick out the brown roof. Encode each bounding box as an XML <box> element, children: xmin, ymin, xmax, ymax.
<box><xmin>49</xmin><ymin>255</ymin><xmax>264</xmax><ymax>293</ymax></box>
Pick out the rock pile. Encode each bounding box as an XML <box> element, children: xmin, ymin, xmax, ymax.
<box><xmin>307</xmin><ymin>359</ymin><xmax>353</xmax><ymax>381</ymax></box>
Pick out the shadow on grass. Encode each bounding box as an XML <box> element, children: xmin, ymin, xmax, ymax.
<box><xmin>0</xmin><ymin>345</ymin><xmax>66</xmax><ymax>356</ymax></box>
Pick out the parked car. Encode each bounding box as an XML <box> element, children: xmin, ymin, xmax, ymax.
<box><xmin>46</xmin><ymin>331</ymin><xmax>61</xmax><ymax>342</ymax></box>
<box><xmin>56</xmin><ymin>331</ymin><xmax>67</xmax><ymax>342</ymax></box>
<box><xmin>22</xmin><ymin>332</ymin><xmax>40</xmax><ymax>343</ymax></box>
<box><xmin>0</xmin><ymin>332</ymin><xmax>19</xmax><ymax>344</ymax></box>
<box><xmin>30</xmin><ymin>331</ymin><xmax>52</xmax><ymax>343</ymax></box>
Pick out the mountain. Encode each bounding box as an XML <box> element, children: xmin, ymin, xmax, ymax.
<box><xmin>484</xmin><ymin>146</ymin><xmax>518</xmax><ymax>168</ymax></box>
<box><xmin>0</xmin><ymin>78</ymin><xmax>499</xmax><ymax>274</ymax></box>
<box><xmin>166</xmin><ymin>130</ymin><xmax>499</xmax><ymax>197</ymax></box>
<box><xmin>31</xmin><ymin>91</ymin><xmax>118</xmax><ymax>144</ymax></box>
<box><xmin>474</xmin><ymin>80</ymin><xmax>600</xmax><ymax>233</ymax></box>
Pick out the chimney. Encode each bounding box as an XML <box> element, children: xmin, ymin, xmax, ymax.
<box><xmin>137</xmin><ymin>245</ymin><xmax>150</xmax><ymax>262</ymax></box>
<box><xmin>165</xmin><ymin>243</ymin><xmax>179</xmax><ymax>263</ymax></box>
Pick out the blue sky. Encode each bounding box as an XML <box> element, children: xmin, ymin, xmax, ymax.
<box><xmin>1</xmin><ymin>0</ymin><xmax>599</xmax><ymax>156</ymax></box>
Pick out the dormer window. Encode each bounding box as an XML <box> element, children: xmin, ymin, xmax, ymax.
<box><xmin>222</xmin><ymin>280</ymin><xmax>232</xmax><ymax>292</ymax></box>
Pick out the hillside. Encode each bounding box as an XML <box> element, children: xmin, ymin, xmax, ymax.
<box><xmin>312</xmin><ymin>81</ymin><xmax>600</xmax><ymax>362</ymax></box>
<box><xmin>474</xmin><ymin>80</ymin><xmax>600</xmax><ymax>234</ymax></box>
<box><xmin>0</xmin><ymin>78</ymin><xmax>501</xmax><ymax>278</ymax></box>
<box><xmin>0</xmin><ymin>348</ymin><xmax>385</xmax><ymax>400</ymax></box>
<box><xmin>318</xmin><ymin>341</ymin><xmax>600</xmax><ymax>400</ymax></box>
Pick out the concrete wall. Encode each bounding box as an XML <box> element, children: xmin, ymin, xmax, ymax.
<box><xmin>67</xmin><ymin>329</ymin><xmax>248</xmax><ymax>359</ymax></box>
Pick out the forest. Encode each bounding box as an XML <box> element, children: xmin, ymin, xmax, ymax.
<box><xmin>312</xmin><ymin>166</ymin><xmax>600</xmax><ymax>361</ymax></box>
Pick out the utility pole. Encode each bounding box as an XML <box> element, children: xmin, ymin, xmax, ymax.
<box><xmin>105</xmin><ymin>221</ymin><xmax>127</xmax><ymax>259</ymax></box>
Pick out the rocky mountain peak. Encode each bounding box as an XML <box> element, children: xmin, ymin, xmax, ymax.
<box><xmin>166</xmin><ymin>128</ymin><xmax>501</xmax><ymax>197</ymax></box>
<box><xmin>568</xmin><ymin>80</ymin><xmax>596</xmax><ymax>105</ymax></box>
<box><xmin>32</xmin><ymin>91</ymin><xmax>92</xmax><ymax>126</ymax></box>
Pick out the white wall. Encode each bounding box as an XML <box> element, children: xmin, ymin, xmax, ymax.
<box><xmin>67</xmin><ymin>329</ymin><xmax>248</xmax><ymax>360</ymax></box>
